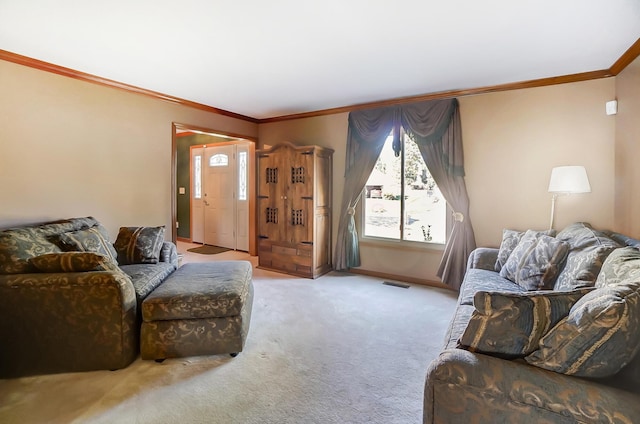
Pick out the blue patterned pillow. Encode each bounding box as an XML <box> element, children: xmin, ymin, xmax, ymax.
<box><xmin>595</xmin><ymin>247</ymin><xmax>640</xmax><ymax>288</ymax></box>
<box><xmin>494</xmin><ymin>228</ymin><xmax>556</xmax><ymax>272</ymax></box>
<box><xmin>554</xmin><ymin>222</ymin><xmax>619</xmax><ymax>290</ymax></box>
<box><xmin>114</xmin><ymin>226</ymin><xmax>165</xmax><ymax>264</ymax></box>
<box><xmin>525</xmin><ymin>281</ymin><xmax>640</xmax><ymax>377</ymax></box>
<box><xmin>29</xmin><ymin>252</ymin><xmax>119</xmax><ymax>273</ymax></box>
<box><xmin>457</xmin><ymin>288</ymin><xmax>592</xmax><ymax>358</ymax></box>
<box><xmin>500</xmin><ymin>230</ymin><xmax>570</xmax><ymax>290</ymax></box>
<box><xmin>57</xmin><ymin>226</ymin><xmax>118</xmax><ymax>264</ymax></box>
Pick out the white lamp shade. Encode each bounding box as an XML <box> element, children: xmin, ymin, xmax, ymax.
<box><xmin>548</xmin><ymin>166</ymin><xmax>591</xmax><ymax>194</ymax></box>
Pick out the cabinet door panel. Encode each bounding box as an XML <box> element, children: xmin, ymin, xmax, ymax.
<box><xmin>257</xmin><ymin>153</ymin><xmax>286</xmax><ymax>242</ymax></box>
<box><xmin>288</xmin><ymin>150</ymin><xmax>314</xmax><ymax>243</ymax></box>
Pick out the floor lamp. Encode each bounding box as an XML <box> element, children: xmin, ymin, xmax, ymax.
<box><xmin>548</xmin><ymin>166</ymin><xmax>591</xmax><ymax>230</ymax></box>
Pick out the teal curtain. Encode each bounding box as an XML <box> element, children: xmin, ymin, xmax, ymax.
<box><xmin>334</xmin><ymin>98</ymin><xmax>475</xmax><ymax>290</ymax></box>
<box><xmin>333</xmin><ymin>106</ymin><xmax>398</xmax><ymax>270</ymax></box>
<box><xmin>403</xmin><ymin>99</ymin><xmax>476</xmax><ymax>290</ymax></box>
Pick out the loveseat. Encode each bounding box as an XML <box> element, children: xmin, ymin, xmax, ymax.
<box><xmin>424</xmin><ymin>222</ymin><xmax>640</xmax><ymax>423</ymax></box>
<box><xmin>0</xmin><ymin>216</ymin><xmax>178</xmax><ymax>378</ymax></box>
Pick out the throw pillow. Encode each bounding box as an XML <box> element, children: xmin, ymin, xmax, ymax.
<box><xmin>0</xmin><ymin>228</ymin><xmax>63</xmax><ymax>274</ymax></box>
<box><xmin>29</xmin><ymin>252</ymin><xmax>119</xmax><ymax>273</ymax></box>
<box><xmin>554</xmin><ymin>222</ymin><xmax>619</xmax><ymax>290</ymax></box>
<box><xmin>499</xmin><ymin>230</ymin><xmax>570</xmax><ymax>290</ymax></box>
<box><xmin>457</xmin><ymin>288</ymin><xmax>592</xmax><ymax>358</ymax></box>
<box><xmin>114</xmin><ymin>226</ymin><xmax>165</xmax><ymax>265</ymax></box>
<box><xmin>595</xmin><ymin>247</ymin><xmax>640</xmax><ymax>288</ymax></box>
<box><xmin>494</xmin><ymin>228</ymin><xmax>556</xmax><ymax>272</ymax></box>
<box><xmin>525</xmin><ymin>281</ymin><xmax>640</xmax><ymax>378</ymax></box>
<box><xmin>57</xmin><ymin>227</ymin><xmax>119</xmax><ymax>263</ymax></box>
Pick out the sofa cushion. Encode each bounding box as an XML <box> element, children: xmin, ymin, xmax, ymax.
<box><xmin>554</xmin><ymin>222</ymin><xmax>619</xmax><ymax>290</ymax></box>
<box><xmin>57</xmin><ymin>226</ymin><xmax>118</xmax><ymax>263</ymax></box>
<box><xmin>0</xmin><ymin>228</ymin><xmax>62</xmax><ymax>274</ymax></box>
<box><xmin>458</xmin><ymin>288</ymin><xmax>593</xmax><ymax>358</ymax></box>
<box><xmin>443</xmin><ymin>304</ymin><xmax>475</xmax><ymax>350</ymax></box>
<box><xmin>29</xmin><ymin>252</ymin><xmax>119</xmax><ymax>273</ymax></box>
<box><xmin>499</xmin><ymin>230</ymin><xmax>569</xmax><ymax>290</ymax></box>
<box><xmin>595</xmin><ymin>247</ymin><xmax>640</xmax><ymax>288</ymax></box>
<box><xmin>604</xmin><ymin>231</ymin><xmax>640</xmax><ymax>250</ymax></box>
<box><xmin>525</xmin><ymin>280</ymin><xmax>640</xmax><ymax>378</ymax></box>
<box><xmin>114</xmin><ymin>226</ymin><xmax>165</xmax><ymax>265</ymax></box>
<box><xmin>494</xmin><ymin>229</ymin><xmax>555</xmax><ymax>272</ymax></box>
<box><xmin>593</xmin><ymin>247</ymin><xmax>640</xmax><ymax>389</ymax></box>
<box><xmin>120</xmin><ymin>262</ymin><xmax>177</xmax><ymax>303</ymax></box>
<box><xmin>458</xmin><ymin>269</ymin><xmax>524</xmax><ymax>306</ymax></box>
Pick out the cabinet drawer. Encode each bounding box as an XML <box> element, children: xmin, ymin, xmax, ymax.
<box><xmin>272</xmin><ymin>244</ymin><xmax>297</xmax><ymax>256</ymax></box>
<box><xmin>260</xmin><ymin>248</ymin><xmax>311</xmax><ymax>267</ymax></box>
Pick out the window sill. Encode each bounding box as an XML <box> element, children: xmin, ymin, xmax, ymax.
<box><xmin>359</xmin><ymin>237</ymin><xmax>445</xmax><ymax>252</ymax></box>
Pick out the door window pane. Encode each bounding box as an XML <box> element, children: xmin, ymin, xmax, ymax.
<box><xmin>194</xmin><ymin>155</ymin><xmax>202</xmax><ymax>199</ymax></box>
<box><xmin>209</xmin><ymin>153</ymin><xmax>229</xmax><ymax>167</ymax></box>
<box><xmin>238</xmin><ymin>151</ymin><xmax>247</xmax><ymax>200</ymax></box>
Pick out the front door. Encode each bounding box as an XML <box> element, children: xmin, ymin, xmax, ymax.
<box><xmin>190</xmin><ymin>142</ymin><xmax>251</xmax><ymax>250</ymax></box>
<box><xmin>203</xmin><ymin>144</ymin><xmax>235</xmax><ymax>249</ymax></box>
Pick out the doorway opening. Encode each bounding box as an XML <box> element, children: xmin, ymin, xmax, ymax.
<box><xmin>172</xmin><ymin>123</ymin><xmax>256</xmax><ymax>255</ymax></box>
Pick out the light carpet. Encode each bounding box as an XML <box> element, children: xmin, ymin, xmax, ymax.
<box><xmin>0</xmin><ymin>264</ymin><xmax>457</xmax><ymax>424</ymax></box>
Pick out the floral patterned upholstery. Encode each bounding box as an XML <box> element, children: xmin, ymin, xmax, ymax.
<box><xmin>494</xmin><ymin>229</ymin><xmax>556</xmax><ymax>272</ymax></box>
<box><xmin>57</xmin><ymin>225</ymin><xmax>119</xmax><ymax>263</ymax></box>
<box><xmin>554</xmin><ymin>222</ymin><xmax>620</xmax><ymax>290</ymax></box>
<box><xmin>29</xmin><ymin>251</ymin><xmax>119</xmax><ymax>273</ymax></box>
<box><xmin>458</xmin><ymin>288</ymin><xmax>593</xmax><ymax>358</ymax></box>
<box><xmin>0</xmin><ymin>217</ymin><xmax>178</xmax><ymax>378</ymax></box>
<box><xmin>425</xmin><ymin>227</ymin><xmax>640</xmax><ymax>424</ymax></box>
<box><xmin>140</xmin><ymin>261</ymin><xmax>254</xmax><ymax>360</ymax></box>
<box><xmin>425</xmin><ymin>349</ymin><xmax>640</xmax><ymax>424</ymax></box>
<box><xmin>114</xmin><ymin>226</ymin><xmax>166</xmax><ymax>265</ymax></box>
<box><xmin>499</xmin><ymin>230</ymin><xmax>570</xmax><ymax>290</ymax></box>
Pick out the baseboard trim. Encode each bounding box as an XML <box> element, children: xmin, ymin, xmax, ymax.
<box><xmin>346</xmin><ymin>268</ymin><xmax>455</xmax><ymax>291</ymax></box>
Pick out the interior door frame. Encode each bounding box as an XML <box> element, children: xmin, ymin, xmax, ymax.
<box><xmin>172</xmin><ymin>122</ymin><xmax>257</xmax><ymax>256</ymax></box>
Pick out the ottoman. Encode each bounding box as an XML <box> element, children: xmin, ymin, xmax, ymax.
<box><xmin>140</xmin><ymin>261</ymin><xmax>253</xmax><ymax>360</ymax></box>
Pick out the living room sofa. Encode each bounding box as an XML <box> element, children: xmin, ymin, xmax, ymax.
<box><xmin>424</xmin><ymin>222</ymin><xmax>640</xmax><ymax>423</ymax></box>
<box><xmin>0</xmin><ymin>216</ymin><xmax>178</xmax><ymax>378</ymax></box>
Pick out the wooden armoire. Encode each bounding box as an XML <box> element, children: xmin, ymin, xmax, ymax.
<box><xmin>256</xmin><ymin>142</ymin><xmax>333</xmax><ymax>278</ymax></box>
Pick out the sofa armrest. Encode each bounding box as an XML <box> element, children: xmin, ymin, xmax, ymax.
<box><xmin>160</xmin><ymin>241</ymin><xmax>178</xmax><ymax>267</ymax></box>
<box><xmin>0</xmin><ymin>270</ymin><xmax>138</xmax><ymax>377</ymax></box>
<box><xmin>424</xmin><ymin>349</ymin><xmax>640</xmax><ymax>424</ymax></box>
<box><xmin>466</xmin><ymin>247</ymin><xmax>498</xmax><ymax>271</ymax></box>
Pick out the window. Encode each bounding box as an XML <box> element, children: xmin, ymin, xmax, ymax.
<box><xmin>194</xmin><ymin>155</ymin><xmax>202</xmax><ymax>199</ymax></box>
<box><xmin>209</xmin><ymin>153</ymin><xmax>229</xmax><ymax>167</ymax></box>
<box><xmin>238</xmin><ymin>151</ymin><xmax>247</xmax><ymax>201</ymax></box>
<box><xmin>362</xmin><ymin>129</ymin><xmax>447</xmax><ymax>244</ymax></box>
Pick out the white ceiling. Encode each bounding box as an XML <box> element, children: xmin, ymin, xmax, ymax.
<box><xmin>1</xmin><ymin>1</ymin><xmax>639</xmax><ymax>120</ymax></box>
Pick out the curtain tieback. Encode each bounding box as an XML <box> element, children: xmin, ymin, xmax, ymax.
<box><xmin>347</xmin><ymin>207</ymin><xmax>356</xmax><ymax>215</ymax></box>
<box><xmin>453</xmin><ymin>212</ymin><xmax>464</xmax><ymax>222</ymax></box>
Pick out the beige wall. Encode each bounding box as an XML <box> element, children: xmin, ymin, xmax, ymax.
<box><xmin>259</xmin><ymin>78</ymin><xmax>617</xmax><ymax>282</ymax></box>
<box><xmin>0</xmin><ymin>60</ymin><xmax>258</xmax><ymax>239</ymax></box>
<box><xmin>463</xmin><ymin>78</ymin><xmax>616</xmax><ymax>247</ymax></box>
<box><xmin>615</xmin><ymin>56</ymin><xmax>640</xmax><ymax>237</ymax></box>
<box><xmin>0</xmin><ymin>57</ymin><xmax>629</xmax><ymax>284</ymax></box>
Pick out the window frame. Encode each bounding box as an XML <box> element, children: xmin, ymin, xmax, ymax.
<box><xmin>358</xmin><ymin>128</ymin><xmax>451</xmax><ymax>249</ymax></box>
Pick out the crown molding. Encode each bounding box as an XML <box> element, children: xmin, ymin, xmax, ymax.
<box><xmin>258</xmin><ymin>70</ymin><xmax>612</xmax><ymax>123</ymax></box>
<box><xmin>3</xmin><ymin>37</ymin><xmax>639</xmax><ymax>125</ymax></box>
<box><xmin>260</xmin><ymin>37</ymin><xmax>640</xmax><ymax>123</ymax></box>
<box><xmin>0</xmin><ymin>49</ymin><xmax>258</xmax><ymax>124</ymax></box>
<box><xmin>610</xmin><ymin>37</ymin><xmax>640</xmax><ymax>75</ymax></box>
